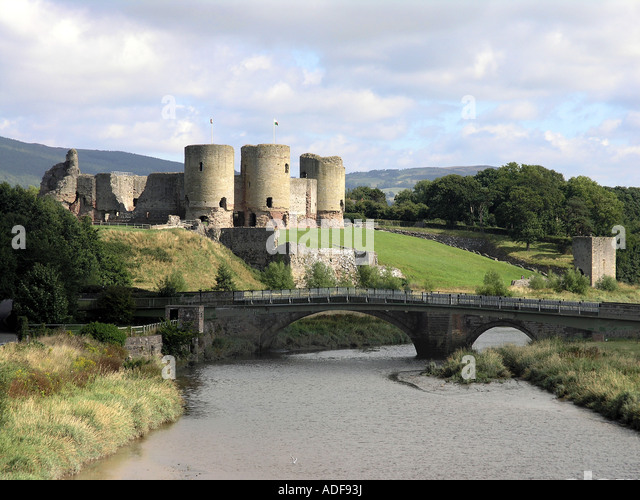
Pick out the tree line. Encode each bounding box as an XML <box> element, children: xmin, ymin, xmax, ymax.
<box><xmin>344</xmin><ymin>162</ymin><xmax>640</xmax><ymax>284</ymax></box>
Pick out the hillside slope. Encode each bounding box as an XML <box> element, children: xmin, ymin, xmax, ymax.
<box><xmin>97</xmin><ymin>227</ymin><xmax>264</xmax><ymax>292</ymax></box>
<box><xmin>0</xmin><ymin>136</ymin><xmax>183</xmax><ymax>187</ymax></box>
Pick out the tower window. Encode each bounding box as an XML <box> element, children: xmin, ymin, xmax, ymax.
<box><xmin>285</xmin><ymin>164</ymin><xmax>289</xmax><ymax>174</ymax></box>
<box><xmin>266</xmin><ymin>197</ymin><xmax>273</xmax><ymax>208</ymax></box>
<box><xmin>249</xmin><ymin>213</ymin><xmax>257</xmax><ymax>227</ymax></box>
<box><xmin>199</xmin><ymin>162</ymin><xmax>204</xmax><ymax>172</ymax></box>
<box><xmin>220</xmin><ymin>197</ymin><xmax>227</xmax><ymax>210</ymax></box>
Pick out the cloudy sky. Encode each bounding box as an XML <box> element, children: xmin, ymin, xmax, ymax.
<box><xmin>1</xmin><ymin>0</ymin><xmax>639</xmax><ymax>186</ymax></box>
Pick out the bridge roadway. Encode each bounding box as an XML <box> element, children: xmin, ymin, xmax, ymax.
<box><xmin>124</xmin><ymin>288</ymin><xmax>640</xmax><ymax>359</ymax></box>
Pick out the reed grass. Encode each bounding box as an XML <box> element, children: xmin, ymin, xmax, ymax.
<box><xmin>426</xmin><ymin>337</ymin><xmax>640</xmax><ymax>431</ymax></box>
<box><xmin>0</xmin><ymin>334</ymin><xmax>183</xmax><ymax>480</ymax></box>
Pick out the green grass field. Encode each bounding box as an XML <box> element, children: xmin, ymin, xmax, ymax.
<box><xmin>284</xmin><ymin>227</ymin><xmax>536</xmax><ymax>292</ymax></box>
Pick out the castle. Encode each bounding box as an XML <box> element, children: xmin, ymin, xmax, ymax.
<box><xmin>39</xmin><ymin>143</ymin><xmax>346</xmax><ymax>229</ymax></box>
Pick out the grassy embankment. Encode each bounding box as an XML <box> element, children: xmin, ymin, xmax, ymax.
<box><xmin>0</xmin><ymin>334</ymin><xmax>183</xmax><ymax>480</ymax></box>
<box><xmin>425</xmin><ymin>337</ymin><xmax>640</xmax><ymax>431</ymax></box>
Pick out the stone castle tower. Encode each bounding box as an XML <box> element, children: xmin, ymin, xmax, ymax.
<box><xmin>184</xmin><ymin>144</ymin><xmax>235</xmax><ymax>227</ymax></box>
<box><xmin>239</xmin><ymin>144</ymin><xmax>291</xmax><ymax>227</ymax></box>
<box><xmin>300</xmin><ymin>153</ymin><xmax>346</xmax><ymax>226</ymax></box>
<box><xmin>572</xmin><ymin>236</ymin><xmax>617</xmax><ymax>286</ymax></box>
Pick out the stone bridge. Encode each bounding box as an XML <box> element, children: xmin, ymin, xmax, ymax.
<box><xmin>147</xmin><ymin>289</ymin><xmax>640</xmax><ymax>359</ymax></box>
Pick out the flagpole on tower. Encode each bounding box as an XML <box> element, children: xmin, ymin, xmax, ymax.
<box><xmin>210</xmin><ymin>118</ymin><xmax>213</xmax><ymax>144</ymax></box>
<box><xmin>273</xmin><ymin>118</ymin><xmax>278</xmax><ymax>144</ymax></box>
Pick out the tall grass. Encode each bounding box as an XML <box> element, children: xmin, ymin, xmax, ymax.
<box><xmin>425</xmin><ymin>338</ymin><xmax>640</xmax><ymax>431</ymax></box>
<box><xmin>0</xmin><ymin>334</ymin><xmax>183</xmax><ymax>479</ymax></box>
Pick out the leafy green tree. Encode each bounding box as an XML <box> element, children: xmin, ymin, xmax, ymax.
<box><xmin>13</xmin><ymin>263</ymin><xmax>69</xmax><ymax>324</ymax></box>
<box><xmin>261</xmin><ymin>261</ymin><xmax>295</xmax><ymax>289</ymax></box>
<box><xmin>357</xmin><ymin>265</ymin><xmax>404</xmax><ymax>290</ymax></box>
<box><xmin>565</xmin><ymin>176</ymin><xmax>623</xmax><ymax>236</ymax></box>
<box><xmin>95</xmin><ymin>286</ymin><xmax>136</xmax><ymax>325</ymax></box>
<box><xmin>213</xmin><ymin>263</ymin><xmax>236</xmax><ymax>291</ymax></box>
<box><xmin>156</xmin><ymin>270</ymin><xmax>187</xmax><ymax>296</ymax></box>
<box><xmin>304</xmin><ymin>261</ymin><xmax>337</xmax><ymax>288</ymax></box>
<box><xmin>476</xmin><ymin>270</ymin><xmax>511</xmax><ymax>297</ymax></box>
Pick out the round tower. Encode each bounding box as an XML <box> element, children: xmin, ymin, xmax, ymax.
<box><xmin>300</xmin><ymin>153</ymin><xmax>345</xmax><ymax>227</ymax></box>
<box><xmin>240</xmin><ymin>144</ymin><xmax>291</xmax><ymax>227</ymax></box>
<box><xmin>184</xmin><ymin>144</ymin><xmax>235</xmax><ymax>227</ymax></box>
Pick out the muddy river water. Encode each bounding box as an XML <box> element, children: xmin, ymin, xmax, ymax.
<box><xmin>71</xmin><ymin>328</ymin><xmax>640</xmax><ymax>480</ymax></box>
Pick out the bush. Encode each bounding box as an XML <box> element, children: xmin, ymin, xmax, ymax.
<box><xmin>80</xmin><ymin>322</ymin><xmax>127</xmax><ymax>347</ymax></box>
<box><xmin>528</xmin><ymin>274</ymin><xmax>548</xmax><ymax>290</ymax></box>
<box><xmin>358</xmin><ymin>265</ymin><xmax>405</xmax><ymax>290</ymax></box>
<box><xmin>158</xmin><ymin>321</ymin><xmax>197</xmax><ymax>358</ymax></box>
<box><xmin>595</xmin><ymin>275</ymin><xmax>618</xmax><ymax>292</ymax></box>
<box><xmin>261</xmin><ymin>261</ymin><xmax>295</xmax><ymax>290</ymax></box>
<box><xmin>476</xmin><ymin>270</ymin><xmax>511</xmax><ymax>297</ymax></box>
<box><xmin>556</xmin><ymin>268</ymin><xmax>590</xmax><ymax>295</ymax></box>
<box><xmin>156</xmin><ymin>270</ymin><xmax>187</xmax><ymax>296</ymax></box>
<box><xmin>304</xmin><ymin>261</ymin><xmax>337</xmax><ymax>288</ymax></box>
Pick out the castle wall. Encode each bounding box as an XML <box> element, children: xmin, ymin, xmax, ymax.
<box><xmin>95</xmin><ymin>173</ymin><xmax>147</xmax><ymax>215</ymax></box>
<box><xmin>299</xmin><ymin>153</ymin><xmax>345</xmax><ymax>226</ymax></box>
<box><xmin>241</xmin><ymin>144</ymin><xmax>291</xmax><ymax>227</ymax></box>
<box><xmin>572</xmin><ymin>236</ymin><xmax>616</xmax><ymax>286</ymax></box>
<box><xmin>289</xmin><ymin>178</ymin><xmax>317</xmax><ymax>225</ymax></box>
<box><xmin>184</xmin><ymin>144</ymin><xmax>234</xmax><ymax>227</ymax></box>
<box><xmin>132</xmin><ymin>173</ymin><xmax>185</xmax><ymax>223</ymax></box>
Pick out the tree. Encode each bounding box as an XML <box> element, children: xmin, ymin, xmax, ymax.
<box><xmin>304</xmin><ymin>261</ymin><xmax>337</xmax><ymax>288</ymax></box>
<box><xmin>156</xmin><ymin>270</ymin><xmax>187</xmax><ymax>296</ymax></box>
<box><xmin>476</xmin><ymin>270</ymin><xmax>511</xmax><ymax>297</ymax></box>
<box><xmin>13</xmin><ymin>263</ymin><xmax>69</xmax><ymax>324</ymax></box>
<box><xmin>213</xmin><ymin>263</ymin><xmax>236</xmax><ymax>291</ymax></box>
<box><xmin>261</xmin><ymin>261</ymin><xmax>295</xmax><ymax>289</ymax></box>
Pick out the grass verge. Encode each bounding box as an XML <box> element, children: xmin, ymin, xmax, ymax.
<box><xmin>0</xmin><ymin>334</ymin><xmax>184</xmax><ymax>479</ymax></box>
<box><xmin>424</xmin><ymin>338</ymin><xmax>640</xmax><ymax>430</ymax></box>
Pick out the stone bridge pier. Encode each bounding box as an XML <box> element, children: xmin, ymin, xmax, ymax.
<box><xmin>168</xmin><ymin>305</ymin><xmax>594</xmax><ymax>360</ymax></box>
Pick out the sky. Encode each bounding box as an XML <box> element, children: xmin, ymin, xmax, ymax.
<box><xmin>1</xmin><ymin>0</ymin><xmax>640</xmax><ymax>186</ymax></box>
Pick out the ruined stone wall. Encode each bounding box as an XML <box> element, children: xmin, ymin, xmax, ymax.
<box><xmin>132</xmin><ymin>172</ymin><xmax>185</xmax><ymax>223</ymax></box>
<box><xmin>39</xmin><ymin>149</ymin><xmax>80</xmax><ymax>208</ymax></box>
<box><xmin>289</xmin><ymin>178</ymin><xmax>317</xmax><ymax>224</ymax></box>
<box><xmin>300</xmin><ymin>153</ymin><xmax>345</xmax><ymax>226</ymax></box>
<box><xmin>572</xmin><ymin>236</ymin><xmax>616</xmax><ymax>286</ymax></box>
<box><xmin>184</xmin><ymin>144</ymin><xmax>235</xmax><ymax>227</ymax></box>
<box><xmin>286</xmin><ymin>245</ymin><xmax>361</xmax><ymax>287</ymax></box>
<box><xmin>95</xmin><ymin>173</ymin><xmax>147</xmax><ymax>215</ymax></box>
<box><xmin>241</xmin><ymin>144</ymin><xmax>291</xmax><ymax>227</ymax></box>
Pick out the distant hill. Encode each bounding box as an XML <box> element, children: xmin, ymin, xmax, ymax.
<box><xmin>0</xmin><ymin>136</ymin><xmax>183</xmax><ymax>187</ymax></box>
<box><xmin>0</xmin><ymin>135</ymin><xmax>494</xmax><ymax>201</ymax></box>
<box><xmin>345</xmin><ymin>165</ymin><xmax>495</xmax><ymax>203</ymax></box>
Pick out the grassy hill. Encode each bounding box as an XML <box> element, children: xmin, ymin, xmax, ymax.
<box><xmin>97</xmin><ymin>226</ymin><xmax>264</xmax><ymax>292</ymax></box>
<box><xmin>0</xmin><ymin>136</ymin><xmax>183</xmax><ymax>188</ymax></box>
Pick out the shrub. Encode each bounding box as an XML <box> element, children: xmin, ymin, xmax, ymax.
<box><xmin>304</xmin><ymin>261</ymin><xmax>337</xmax><ymax>288</ymax></box>
<box><xmin>357</xmin><ymin>265</ymin><xmax>404</xmax><ymax>290</ymax></box>
<box><xmin>595</xmin><ymin>275</ymin><xmax>618</xmax><ymax>292</ymax></box>
<box><xmin>476</xmin><ymin>270</ymin><xmax>511</xmax><ymax>297</ymax></box>
<box><xmin>556</xmin><ymin>268</ymin><xmax>590</xmax><ymax>295</ymax></box>
<box><xmin>158</xmin><ymin>321</ymin><xmax>197</xmax><ymax>358</ymax></box>
<box><xmin>80</xmin><ymin>322</ymin><xmax>127</xmax><ymax>347</ymax></box>
<box><xmin>156</xmin><ymin>270</ymin><xmax>187</xmax><ymax>296</ymax></box>
<box><xmin>261</xmin><ymin>261</ymin><xmax>295</xmax><ymax>290</ymax></box>
<box><xmin>528</xmin><ymin>274</ymin><xmax>548</xmax><ymax>290</ymax></box>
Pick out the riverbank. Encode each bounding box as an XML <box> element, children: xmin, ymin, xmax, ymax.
<box><xmin>0</xmin><ymin>334</ymin><xmax>184</xmax><ymax>480</ymax></box>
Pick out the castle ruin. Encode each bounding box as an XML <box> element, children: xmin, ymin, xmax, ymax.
<box><xmin>39</xmin><ymin>143</ymin><xmax>345</xmax><ymax>229</ymax></box>
<box><xmin>572</xmin><ymin>236</ymin><xmax>617</xmax><ymax>286</ymax></box>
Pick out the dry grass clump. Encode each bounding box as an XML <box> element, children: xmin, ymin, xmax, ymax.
<box><xmin>0</xmin><ymin>334</ymin><xmax>183</xmax><ymax>479</ymax></box>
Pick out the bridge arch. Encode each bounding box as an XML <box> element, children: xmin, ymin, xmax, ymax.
<box><xmin>261</xmin><ymin>310</ymin><xmax>414</xmax><ymax>352</ymax></box>
<box><xmin>467</xmin><ymin>319</ymin><xmax>536</xmax><ymax>349</ymax></box>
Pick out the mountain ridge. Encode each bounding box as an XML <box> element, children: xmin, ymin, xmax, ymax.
<box><xmin>0</xmin><ymin>135</ymin><xmax>494</xmax><ymax>200</ymax></box>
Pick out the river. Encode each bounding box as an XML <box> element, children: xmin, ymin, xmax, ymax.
<box><xmin>70</xmin><ymin>328</ymin><xmax>640</xmax><ymax>481</ymax></box>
